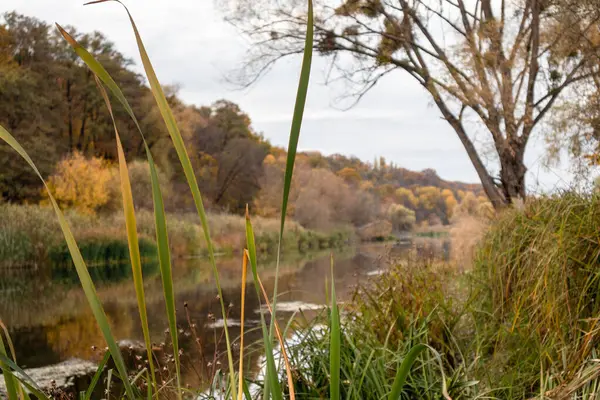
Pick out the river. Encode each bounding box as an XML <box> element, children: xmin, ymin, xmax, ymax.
<box><xmin>0</xmin><ymin>238</ymin><xmax>449</xmax><ymax>390</ymax></box>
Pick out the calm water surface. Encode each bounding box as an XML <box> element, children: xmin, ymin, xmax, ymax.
<box><xmin>0</xmin><ymin>238</ymin><xmax>449</xmax><ymax>387</ymax></box>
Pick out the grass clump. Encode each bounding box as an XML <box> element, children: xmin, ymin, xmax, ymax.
<box><xmin>472</xmin><ymin>192</ymin><xmax>600</xmax><ymax>398</ymax></box>
<box><xmin>286</xmin><ymin>255</ymin><xmax>477</xmax><ymax>399</ymax></box>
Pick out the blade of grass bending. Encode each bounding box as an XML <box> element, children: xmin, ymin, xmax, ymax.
<box><xmin>0</xmin><ymin>354</ymin><xmax>50</xmax><ymax>400</ymax></box>
<box><xmin>0</xmin><ymin>124</ymin><xmax>136</xmax><ymax>400</ymax></box>
<box><xmin>95</xmin><ymin>76</ymin><xmax>157</xmax><ymax>392</ymax></box>
<box><xmin>237</xmin><ymin>252</ymin><xmax>248</xmax><ymax>400</ymax></box>
<box><xmin>0</xmin><ymin>329</ymin><xmax>19</xmax><ymax>400</ymax></box>
<box><xmin>255</xmin><ymin>274</ymin><xmax>296</xmax><ymax>400</ymax></box>
<box><xmin>56</xmin><ymin>24</ymin><xmax>181</xmax><ymax>396</ymax></box>
<box><xmin>271</xmin><ymin>0</ymin><xmax>314</xmax><ymax>341</ymax></box>
<box><xmin>148</xmin><ymin>144</ymin><xmax>182</xmax><ymax>396</ymax></box>
<box><xmin>388</xmin><ymin>344</ymin><xmax>427</xmax><ymax>400</ymax></box>
<box><xmin>83</xmin><ymin>351</ymin><xmax>111</xmax><ymax>400</ymax></box>
<box><xmin>329</xmin><ymin>255</ymin><xmax>341</xmax><ymax>400</ymax></box>
<box><xmin>0</xmin><ymin>321</ymin><xmax>25</xmax><ymax>400</ymax></box>
<box><xmin>244</xmin><ymin>211</ymin><xmax>282</xmax><ymax>400</ymax></box>
<box><xmin>83</xmin><ymin>2</ymin><xmax>238</xmax><ymax>395</ymax></box>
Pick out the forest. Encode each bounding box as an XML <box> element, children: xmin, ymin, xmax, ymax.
<box><xmin>0</xmin><ymin>11</ymin><xmax>486</xmax><ymax>234</ymax></box>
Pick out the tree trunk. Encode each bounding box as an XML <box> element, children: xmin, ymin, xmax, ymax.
<box><xmin>499</xmin><ymin>146</ymin><xmax>527</xmax><ymax>204</ymax></box>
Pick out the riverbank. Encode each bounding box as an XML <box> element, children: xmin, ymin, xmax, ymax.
<box><xmin>283</xmin><ymin>193</ymin><xmax>600</xmax><ymax>399</ymax></box>
<box><xmin>0</xmin><ymin>204</ymin><xmax>354</xmax><ymax>268</ymax></box>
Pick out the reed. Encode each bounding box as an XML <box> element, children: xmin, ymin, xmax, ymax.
<box><xmin>0</xmin><ymin>1</ymin><xmax>425</xmax><ymax>398</ymax></box>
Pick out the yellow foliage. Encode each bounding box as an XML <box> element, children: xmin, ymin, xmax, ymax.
<box><xmin>454</xmin><ymin>191</ymin><xmax>488</xmax><ymax>218</ymax></box>
<box><xmin>395</xmin><ymin>187</ymin><xmax>418</xmax><ymax>208</ymax></box>
<box><xmin>44</xmin><ymin>151</ymin><xmax>112</xmax><ymax>215</ymax></box>
<box><xmin>336</xmin><ymin>167</ymin><xmax>362</xmax><ymax>184</ymax></box>
<box><xmin>441</xmin><ymin>189</ymin><xmax>454</xmax><ymax>199</ymax></box>
<box><xmin>445</xmin><ymin>195</ymin><xmax>458</xmax><ymax>219</ymax></box>
<box><xmin>360</xmin><ymin>181</ymin><xmax>375</xmax><ymax>191</ymax></box>
<box><xmin>415</xmin><ymin>186</ymin><xmax>442</xmax><ymax>210</ymax></box>
<box><xmin>263</xmin><ymin>154</ymin><xmax>277</xmax><ymax>165</ymax></box>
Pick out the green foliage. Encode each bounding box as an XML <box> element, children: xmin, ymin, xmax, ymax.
<box><xmin>388</xmin><ymin>203</ymin><xmax>416</xmax><ymax>232</ymax></box>
<box><xmin>282</xmin><ymin>246</ymin><xmax>477</xmax><ymax>398</ymax></box>
<box><xmin>472</xmin><ymin>193</ymin><xmax>600</xmax><ymax>398</ymax></box>
<box><xmin>48</xmin><ymin>236</ymin><xmax>156</xmax><ymax>267</ymax></box>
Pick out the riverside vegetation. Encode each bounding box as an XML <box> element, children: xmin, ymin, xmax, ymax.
<box><xmin>285</xmin><ymin>193</ymin><xmax>600</xmax><ymax>399</ymax></box>
<box><xmin>0</xmin><ymin>1</ymin><xmax>428</xmax><ymax>399</ymax></box>
<box><xmin>1</xmin><ymin>1</ymin><xmax>600</xmax><ymax>400</ymax></box>
<box><xmin>0</xmin><ymin>203</ymin><xmax>353</xmax><ymax>268</ymax></box>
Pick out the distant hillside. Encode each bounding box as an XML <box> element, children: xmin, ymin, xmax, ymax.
<box><xmin>0</xmin><ymin>11</ymin><xmax>488</xmax><ymax>232</ymax></box>
<box><xmin>310</xmin><ymin>152</ymin><xmax>482</xmax><ymax>194</ymax></box>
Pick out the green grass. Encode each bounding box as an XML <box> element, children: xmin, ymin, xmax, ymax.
<box><xmin>0</xmin><ymin>204</ymin><xmax>351</xmax><ymax>269</ymax></box>
<box><xmin>279</xmin><ymin>192</ymin><xmax>600</xmax><ymax>399</ymax></box>
<box><xmin>48</xmin><ymin>236</ymin><xmax>157</xmax><ymax>267</ymax></box>
<box><xmin>0</xmin><ymin>1</ymin><xmax>428</xmax><ymax>398</ymax></box>
<box><xmin>470</xmin><ymin>192</ymin><xmax>600</xmax><ymax>398</ymax></box>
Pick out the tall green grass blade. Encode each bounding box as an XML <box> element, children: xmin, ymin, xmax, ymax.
<box><xmin>244</xmin><ymin>213</ymin><xmax>283</xmax><ymax>400</ymax></box>
<box><xmin>106</xmin><ymin>369</ymin><xmax>113</xmax><ymax>399</ymax></box>
<box><xmin>0</xmin><ymin>354</ymin><xmax>50</xmax><ymax>400</ymax></box>
<box><xmin>0</xmin><ymin>321</ymin><xmax>24</xmax><ymax>400</ymax></box>
<box><xmin>148</xmin><ymin>139</ymin><xmax>182</xmax><ymax>396</ymax></box>
<box><xmin>238</xmin><ymin>252</ymin><xmax>248</xmax><ymax>400</ymax></box>
<box><xmin>0</xmin><ymin>331</ymin><xmax>19</xmax><ymax>400</ymax></box>
<box><xmin>95</xmin><ymin>76</ymin><xmax>157</xmax><ymax>391</ymax></box>
<box><xmin>388</xmin><ymin>344</ymin><xmax>427</xmax><ymax>400</ymax></box>
<box><xmin>329</xmin><ymin>255</ymin><xmax>341</xmax><ymax>400</ymax></box>
<box><xmin>83</xmin><ymin>2</ymin><xmax>237</xmax><ymax>395</ymax></box>
<box><xmin>0</xmin><ymin>124</ymin><xmax>135</xmax><ymax>400</ymax></box>
<box><xmin>278</xmin><ymin>0</ymin><xmax>314</xmax><ymax>237</ymax></box>
<box><xmin>271</xmin><ymin>0</ymin><xmax>314</xmax><ymax>339</ymax></box>
<box><xmin>255</xmin><ymin>275</ymin><xmax>296</xmax><ymax>400</ymax></box>
<box><xmin>242</xmin><ymin>378</ymin><xmax>252</xmax><ymax>400</ymax></box>
<box><xmin>56</xmin><ymin>24</ymin><xmax>182</xmax><ymax>396</ymax></box>
<box><xmin>83</xmin><ymin>351</ymin><xmax>111</xmax><ymax>400</ymax></box>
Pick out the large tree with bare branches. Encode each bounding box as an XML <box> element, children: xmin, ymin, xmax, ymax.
<box><xmin>223</xmin><ymin>0</ymin><xmax>600</xmax><ymax>207</ymax></box>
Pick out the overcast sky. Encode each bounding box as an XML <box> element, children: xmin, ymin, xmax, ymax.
<box><xmin>2</xmin><ymin>0</ymin><xmax>577</xmax><ymax>189</ymax></box>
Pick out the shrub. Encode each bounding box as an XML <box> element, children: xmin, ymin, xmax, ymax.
<box><xmin>388</xmin><ymin>203</ymin><xmax>416</xmax><ymax>232</ymax></box>
<box><xmin>45</xmin><ymin>151</ymin><xmax>112</xmax><ymax>215</ymax></box>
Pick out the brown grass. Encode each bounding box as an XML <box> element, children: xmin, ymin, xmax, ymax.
<box><xmin>449</xmin><ymin>215</ymin><xmax>488</xmax><ymax>271</ymax></box>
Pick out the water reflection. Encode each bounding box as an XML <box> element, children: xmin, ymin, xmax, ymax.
<box><xmin>0</xmin><ymin>238</ymin><xmax>449</xmax><ymax>388</ymax></box>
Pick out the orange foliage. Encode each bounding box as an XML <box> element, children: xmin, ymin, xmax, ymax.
<box><xmin>44</xmin><ymin>151</ymin><xmax>112</xmax><ymax>215</ymax></box>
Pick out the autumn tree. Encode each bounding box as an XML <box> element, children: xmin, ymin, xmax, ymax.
<box><xmin>224</xmin><ymin>0</ymin><xmax>600</xmax><ymax>207</ymax></box>
<box><xmin>543</xmin><ymin>0</ymin><xmax>600</xmax><ymax>169</ymax></box>
<box><xmin>336</xmin><ymin>166</ymin><xmax>362</xmax><ymax>185</ymax></box>
<box><xmin>45</xmin><ymin>152</ymin><xmax>112</xmax><ymax>215</ymax></box>
<box><xmin>394</xmin><ymin>187</ymin><xmax>418</xmax><ymax>208</ymax></box>
<box><xmin>388</xmin><ymin>203</ymin><xmax>416</xmax><ymax>232</ymax></box>
<box><xmin>0</xmin><ymin>12</ymin><xmax>172</xmax><ymax>201</ymax></box>
<box><xmin>188</xmin><ymin>100</ymin><xmax>269</xmax><ymax>213</ymax></box>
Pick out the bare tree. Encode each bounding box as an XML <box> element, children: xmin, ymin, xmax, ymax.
<box><xmin>222</xmin><ymin>0</ymin><xmax>600</xmax><ymax>207</ymax></box>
